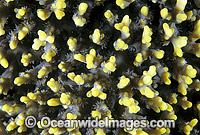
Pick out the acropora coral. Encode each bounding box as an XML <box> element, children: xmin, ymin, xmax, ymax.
<box><xmin>0</xmin><ymin>0</ymin><xmax>200</xmax><ymax>134</ymax></box>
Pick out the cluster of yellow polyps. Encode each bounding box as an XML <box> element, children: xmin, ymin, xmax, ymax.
<box><xmin>89</xmin><ymin>29</ymin><xmax>104</xmax><ymax>45</ymax></box>
<box><xmin>156</xmin><ymin>64</ymin><xmax>171</xmax><ymax>85</ymax></box>
<box><xmin>142</xmin><ymin>25</ymin><xmax>152</xmax><ymax>47</ymax></box>
<box><xmin>14</xmin><ymin>72</ymin><xmax>30</xmax><ymax>86</ymax></box>
<box><xmin>174</xmin><ymin>58</ymin><xmax>197</xmax><ymax>95</ymax></box>
<box><xmin>178</xmin><ymin>96</ymin><xmax>192</xmax><ymax>110</ymax></box>
<box><xmin>117</xmin><ymin>75</ymin><xmax>130</xmax><ymax>89</ymax></box>
<box><xmin>67</xmin><ymin>37</ymin><xmax>77</xmax><ymax>52</ymax></box>
<box><xmin>32</xmin><ymin>29</ymin><xmax>55</xmax><ymax>50</ymax></box>
<box><xmin>119</xmin><ymin>92</ymin><xmax>140</xmax><ymax>113</ymax></box>
<box><xmin>104</xmin><ymin>10</ymin><xmax>117</xmax><ymax>25</ymax></box>
<box><xmin>86</xmin><ymin>81</ymin><xmax>107</xmax><ymax>100</ymax></box>
<box><xmin>175</xmin><ymin>0</ymin><xmax>187</xmax><ymax>23</ymax></box>
<box><xmin>171</xmin><ymin>36</ymin><xmax>188</xmax><ymax>57</ymax></box>
<box><xmin>138</xmin><ymin>65</ymin><xmax>157</xmax><ymax>98</ymax></box>
<box><xmin>21</xmin><ymin>53</ymin><xmax>32</xmax><ymax>67</ymax></box>
<box><xmin>37</xmin><ymin>64</ymin><xmax>52</xmax><ymax>78</ymax></box>
<box><xmin>113</xmin><ymin>38</ymin><xmax>128</xmax><ymax>51</ymax></box>
<box><xmin>14</xmin><ymin>7</ymin><xmax>27</xmax><ymax>19</ymax></box>
<box><xmin>47</xmin><ymin>78</ymin><xmax>64</xmax><ymax>92</ymax></box>
<box><xmin>37</xmin><ymin>0</ymin><xmax>66</xmax><ymax>20</ymax></box>
<box><xmin>74</xmin><ymin>49</ymin><xmax>102</xmax><ymax>69</ymax></box>
<box><xmin>67</xmin><ymin>72</ymin><xmax>86</xmax><ymax>85</ymax></box>
<box><xmin>183</xmin><ymin>118</ymin><xmax>198</xmax><ymax>135</ymax></box>
<box><xmin>114</xmin><ymin>15</ymin><xmax>131</xmax><ymax>39</ymax></box>
<box><xmin>73</xmin><ymin>3</ymin><xmax>88</xmax><ymax>27</ymax></box>
<box><xmin>101</xmin><ymin>56</ymin><xmax>116</xmax><ymax>74</ymax></box>
<box><xmin>51</xmin><ymin>0</ymin><xmax>66</xmax><ymax>20</ymax></box>
<box><xmin>148</xmin><ymin>96</ymin><xmax>172</xmax><ymax>113</ymax></box>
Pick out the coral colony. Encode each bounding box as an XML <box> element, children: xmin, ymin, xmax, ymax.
<box><xmin>0</xmin><ymin>0</ymin><xmax>200</xmax><ymax>134</ymax></box>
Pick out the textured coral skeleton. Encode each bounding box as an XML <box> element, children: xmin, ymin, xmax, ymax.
<box><xmin>0</xmin><ymin>0</ymin><xmax>200</xmax><ymax>134</ymax></box>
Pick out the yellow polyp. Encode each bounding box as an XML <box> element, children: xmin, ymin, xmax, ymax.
<box><xmin>92</xmin><ymin>110</ymin><xmax>101</xmax><ymax>119</ymax></box>
<box><xmin>20</xmin><ymin>96</ymin><xmax>30</xmax><ymax>104</ymax></box>
<box><xmin>74</xmin><ymin>54</ymin><xmax>86</xmax><ymax>62</ymax></box>
<box><xmin>27</xmin><ymin>92</ymin><xmax>37</xmax><ymax>100</ymax></box>
<box><xmin>142</xmin><ymin>36</ymin><xmax>151</xmax><ymax>44</ymax></box>
<box><xmin>46</xmin><ymin>36</ymin><xmax>55</xmax><ymax>43</ymax></box>
<box><xmin>159</xmin><ymin>102</ymin><xmax>168</xmax><ymax>111</ymax></box>
<box><xmin>86</xmin><ymin>91</ymin><xmax>92</xmax><ymax>98</ymax></box>
<box><xmin>122</xmin><ymin>97</ymin><xmax>131</xmax><ymax>106</ymax></box>
<box><xmin>0</xmin><ymin>58</ymin><xmax>9</xmax><ymax>68</ymax></box>
<box><xmin>135</xmin><ymin>53</ymin><xmax>143</xmax><ymax>63</ymax></box>
<box><xmin>142</xmin><ymin>75</ymin><xmax>152</xmax><ymax>85</ymax></box>
<box><xmin>9</xmin><ymin>39</ymin><xmax>18</xmax><ymax>50</ymax></box>
<box><xmin>122</xmin><ymin>26</ymin><xmax>129</xmax><ymax>33</ymax></box>
<box><xmin>114</xmin><ymin>23</ymin><xmax>123</xmax><ymax>30</ymax></box>
<box><xmin>6</xmin><ymin>121</ymin><xmax>17</xmax><ymax>131</ymax></box>
<box><xmin>67</xmin><ymin>72</ymin><xmax>75</xmax><ymax>80</ymax></box>
<box><xmin>163</xmin><ymin>23</ymin><xmax>174</xmax><ymax>40</ymax></box>
<box><xmin>60</xmin><ymin>93</ymin><xmax>69</xmax><ymax>104</ymax></box>
<box><xmin>16</xmin><ymin>119</ymin><xmax>24</xmax><ymax>126</ymax></box>
<box><xmin>189</xmin><ymin>118</ymin><xmax>198</xmax><ymax>127</ymax></box>
<box><xmin>176</xmin><ymin>13</ymin><xmax>187</xmax><ymax>23</ymax></box>
<box><xmin>67</xmin><ymin>37</ymin><xmax>77</xmax><ymax>51</ymax></box>
<box><xmin>55</xmin><ymin>0</ymin><xmax>66</xmax><ymax>9</ymax></box>
<box><xmin>141</xmin><ymin>87</ymin><xmax>154</xmax><ymax>98</ymax></box>
<box><xmin>160</xmin><ymin>8</ymin><xmax>168</xmax><ymax>19</ymax></box>
<box><xmin>185</xmin><ymin>65</ymin><xmax>197</xmax><ymax>78</ymax></box>
<box><xmin>54</xmin><ymin>9</ymin><xmax>65</xmax><ymax>20</ymax></box>
<box><xmin>32</xmin><ymin>38</ymin><xmax>44</xmax><ymax>50</ymax></box>
<box><xmin>91</xmin><ymin>88</ymin><xmax>100</xmax><ymax>97</ymax></box>
<box><xmin>122</xmin><ymin>15</ymin><xmax>131</xmax><ymax>26</ymax></box>
<box><xmin>117</xmin><ymin>76</ymin><xmax>130</xmax><ymax>89</ymax></box>
<box><xmin>0</xmin><ymin>28</ymin><xmax>5</xmax><ymax>36</ymax></box>
<box><xmin>183</xmin><ymin>76</ymin><xmax>193</xmax><ymax>85</ymax></box>
<box><xmin>98</xmin><ymin>92</ymin><xmax>107</xmax><ymax>100</ymax></box>
<box><xmin>74</xmin><ymin>75</ymin><xmax>84</xmax><ymax>85</ymax></box>
<box><xmin>73</xmin><ymin>16</ymin><xmax>86</xmax><ymax>27</ymax></box>
<box><xmin>129</xmin><ymin>105</ymin><xmax>140</xmax><ymax>113</ymax></box>
<box><xmin>14</xmin><ymin>77</ymin><xmax>26</xmax><ymax>86</ymax></box>
<box><xmin>136</xmin><ymin>130</ymin><xmax>148</xmax><ymax>135</ymax></box>
<box><xmin>178</xmin><ymin>82</ymin><xmax>187</xmax><ymax>95</ymax></box>
<box><xmin>47</xmin><ymin>98</ymin><xmax>61</xmax><ymax>106</ymax></box>
<box><xmin>91</xmin><ymin>29</ymin><xmax>100</xmax><ymax>43</ymax></box>
<box><xmin>18</xmin><ymin>27</ymin><xmax>28</xmax><ymax>40</ymax></box>
<box><xmin>175</xmin><ymin>0</ymin><xmax>187</xmax><ymax>12</ymax></box>
<box><xmin>38</xmin><ymin>30</ymin><xmax>47</xmax><ymax>41</ymax></box>
<box><xmin>67</xmin><ymin>113</ymin><xmax>77</xmax><ymax>119</ymax></box>
<box><xmin>141</xmin><ymin>6</ymin><xmax>149</xmax><ymax>17</ymax></box>
<box><xmin>162</xmin><ymin>71</ymin><xmax>171</xmax><ymax>85</ymax></box>
<box><xmin>104</xmin><ymin>10</ymin><xmax>112</xmax><ymax>18</ymax></box>
<box><xmin>47</xmin><ymin>78</ymin><xmax>60</xmax><ymax>92</ymax></box>
<box><xmin>18</xmin><ymin>9</ymin><xmax>25</xmax><ymax>16</ymax></box>
<box><xmin>184</xmin><ymin>125</ymin><xmax>192</xmax><ymax>135</ymax></box>
<box><xmin>2</xmin><ymin>104</ymin><xmax>13</xmax><ymax>113</ymax></box>
<box><xmin>109</xmin><ymin>56</ymin><xmax>116</xmax><ymax>63</ymax></box>
<box><xmin>37</xmin><ymin>9</ymin><xmax>50</xmax><ymax>21</ymax></box>
<box><xmin>105</xmin><ymin>62</ymin><xmax>114</xmax><ymax>71</ymax></box>
<box><xmin>78</xmin><ymin>3</ymin><xmax>88</xmax><ymax>15</ymax></box>
<box><xmin>113</xmin><ymin>39</ymin><xmax>128</xmax><ymax>51</ymax></box>
<box><xmin>37</xmin><ymin>69</ymin><xmax>45</xmax><ymax>78</ymax></box>
<box><xmin>153</xmin><ymin>50</ymin><xmax>164</xmax><ymax>59</ymax></box>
